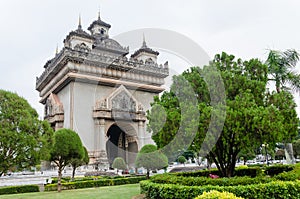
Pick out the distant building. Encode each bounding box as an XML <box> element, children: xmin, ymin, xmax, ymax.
<box><xmin>36</xmin><ymin>13</ymin><xmax>169</xmax><ymax>169</ymax></box>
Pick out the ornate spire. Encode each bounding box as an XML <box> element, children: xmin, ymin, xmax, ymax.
<box><xmin>55</xmin><ymin>44</ymin><xmax>58</xmax><ymax>55</ymax></box>
<box><xmin>78</xmin><ymin>14</ymin><xmax>82</xmax><ymax>30</ymax></box>
<box><xmin>142</xmin><ymin>33</ymin><xmax>147</xmax><ymax>48</ymax></box>
<box><xmin>131</xmin><ymin>34</ymin><xmax>159</xmax><ymax>58</ymax></box>
<box><xmin>98</xmin><ymin>7</ymin><xmax>101</xmax><ymax>20</ymax></box>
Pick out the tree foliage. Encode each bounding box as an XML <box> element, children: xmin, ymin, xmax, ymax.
<box><xmin>135</xmin><ymin>144</ymin><xmax>168</xmax><ymax>179</ymax></box>
<box><xmin>112</xmin><ymin>157</ymin><xmax>127</xmax><ymax>172</ymax></box>
<box><xmin>238</xmin><ymin>148</ymin><xmax>256</xmax><ymax>165</ymax></box>
<box><xmin>177</xmin><ymin>155</ymin><xmax>187</xmax><ymax>165</ymax></box>
<box><xmin>50</xmin><ymin>128</ymin><xmax>84</xmax><ymax>192</ymax></box>
<box><xmin>275</xmin><ymin>149</ymin><xmax>285</xmax><ymax>160</ymax></box>
<box><xmin>266</xmin><ymin>49</ymin><xmax>300</xmax><ymax>93</ymax></box>
<box><xmin>293</xmin><ymin>139</ymin><xmax>300</xmax><ymax>158</ymax></box>
<box><xmin>266</xmin><ymin>49</ymin><xmax>300</xmax><ymax>163</ymax></box>
<box><xmin>70</xmin><ymin>146</ymin><xmax>89</xmax><ymax>180</ymax></box>
<box><xmin>147</xmin><ymin>52</ymin><xmax>298</xmax><ymax>177</ymax></box>
<box><xmin>0</xmin><ymin>90</ymin><xmax>53</xmax><ymax>176</ymax></box>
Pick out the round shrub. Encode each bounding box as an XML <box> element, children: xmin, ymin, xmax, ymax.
<box><xmin>178</xmin><ymin>156</ymin><xmax>187</xmax><ymax>164</ymax></box>
<box><xmin>112</xmin><ymin>157</ymin><xmax>127</xmax><ymax>171</ymax></box>
<box><xmin>195</xmin><ymin>190</ymin><xmax>244</xmax><ymax>199</ymax></box>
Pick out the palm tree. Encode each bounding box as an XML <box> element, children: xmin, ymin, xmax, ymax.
<box><xmin>266</xmin><ymin>49</ymin><xmax>300</xmax><ymax>93</ymax></box>
<box><xmin>266</xmin><ymin>49</ymin><xmax>300</xmax><ymax>164</ymax></box>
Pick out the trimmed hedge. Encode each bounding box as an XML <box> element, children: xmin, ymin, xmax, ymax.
<box><xmin>150</xmin><ymin>174</ymin><xmax>272</xmax><ymax>187</ymax></box>
<box><xmin>265</xmin><ymin>165</ymin><xmax>294</xmax><ymax>176</ymax></box>
<box><xmin>50</xmin><ymin>175</ymin><xmax>138</xmax><ymax>184</ymax></box>
<box><xmin>173</xmin><ymin>165</ymin><xmax>295</xmax><ymax>178</ymax></box>
<box><xmin>45</xmin><ymin>176</ymin><xmax>146</xmax><ymax>191</ymax></box>
<box><xmin>84</xmin><ymin>171</ymin><xmax>117</xmax><ymax>177</ymax></box>
<box><xmin>0</xmin><ymin>185</ymin><xmax>39</xmax><ymax>195</ymax></box>
<box><xmin>176</xmin><ymin>167</ymin><xmax>262</xmax><ymax>178</ymax></box>
<box><xmin>140</xmin><ymin>180</ymin><xmax>300</xmax><ymax>199</ymax></box>
<box><xmin>234</xmin><ymin>167</ymin><xmax>262</xmax><ymax>177</ymax></box>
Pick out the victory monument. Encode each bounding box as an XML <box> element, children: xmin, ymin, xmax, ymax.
<box><xmin>36</xmin><ymin>13</ymin><xmax>169</xmax><ymax>169</ymax></box>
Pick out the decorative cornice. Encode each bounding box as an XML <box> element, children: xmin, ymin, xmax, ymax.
<box><xmin>131</xmin><ymin>47</ymin><xmax>159</xmax><ymax>58</ymax></box>
<box><xmin>36</xmin><ymin>47</ymin><xmax>168</xmax><ymax>92</ymax></box>
<box><xmin>93</xmin><ymin>38</ymin><xmax>129</xmax><ymax>55</ymax></box>
<box><xmin>64</xmin><ymin>29</ymin><xmax>94</xmax><ymax>44</ymax></box>
<box><xmin>88</xmin><ymin>18</ymin><xmax>111</xmax><ymax>30</ymax></box>
<box><xmin>38</xmin><ymin>71</ymin><xmax>165</xmax><ymax>104</ymax></box>
<box><xmin>93</xmin><ymin>109</ymin><xmax>146</xmax><ymax>122</ymax></box>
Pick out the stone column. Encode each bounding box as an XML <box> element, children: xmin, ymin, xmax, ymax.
<box><xmin>99</xmin><ymin>119</ymin><xmax>106</xmax><ymax>152</ymax></box>
<box><xmin>138</xmin><ymin>121</ymin><xmax>144</xmax><ymax>149</ymax></box>
<box><xmin>95</xmin><ymin>119</ymin><xmax>108</xmax><ymax>169</ymax></box>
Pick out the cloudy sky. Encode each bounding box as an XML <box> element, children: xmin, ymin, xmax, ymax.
<box><xmin>0</xmin><ymin>0</ymin><xmax>300</xmax><ymax>117</ymax></box>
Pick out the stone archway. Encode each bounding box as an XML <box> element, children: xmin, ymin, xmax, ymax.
<box><xmin>106</xmin><ymin>124</ymin><xmax>138</xmax><ymax>168</ymax></box>
<box><xmin>93</xmin><ymin>85</ymin><xmax>147</xmax><ymax>169</ymax></box>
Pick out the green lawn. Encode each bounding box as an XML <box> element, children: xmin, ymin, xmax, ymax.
<box><xmin>0</xmin><ymin>184</ymin><xmax>140</xmax><ymax>199</ymax></box>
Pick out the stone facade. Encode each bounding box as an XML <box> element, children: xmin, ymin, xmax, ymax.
<box><xmin>36</xmin><ymin>14</ymin><xmax>169</xmax><ymax>169</ymax></box>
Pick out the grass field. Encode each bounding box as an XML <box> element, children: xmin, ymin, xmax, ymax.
<box><xmin>0</xmin><ymin>184</ymin><xmax>140</xmax><ymax>199</ymax></box>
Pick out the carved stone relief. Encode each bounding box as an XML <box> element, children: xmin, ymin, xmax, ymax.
<box><xmin>111</xmin><ymin>91</ymin><xmax>136</xmax><ymax>112</ymax></box>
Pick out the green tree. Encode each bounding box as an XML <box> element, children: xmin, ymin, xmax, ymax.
<box><xmin>267</xmin><ymin>90</ymin><xmax>298</xmax><ymax>163</ymax></box>
<box><xmin>182</xmin><ymin>150</ymin><xmax>195</xmax><ymax>163</ymax></box>
<box><xmin>177</xmin><ymin>155</ymin><xmax>186</xmax><ymax>165</ymax></box>
<box><xmin>148</xmin><ymin>52</ymin><xmax>297</xmax><ymax>177</ymax></box>
<box><xmin>293</xmin><ymin>139</ymin><xmax>300</xmax><ymax>158</ymax></box>
<box><xmin>70</xmin><ymin>146</ymin><xmax>89</xmax><ymax>181</ymax></box>
<box><xmin>266</xmin><ymin>49</ymin><xmax>300</xmax><ymax>163</ymax></box>
<box><xmin>238</xmin><ymin>148</ymin><xmax>256</xmax><ymax>165</ymax></box>
<box><xmin>266</xmin><ymin>49</ymin><xmax>300</xmax><ymax>93</ymax></box>
<box><xmin>0</xmin><ymin>90</ymin><xmax>53</xmax><ymax>176</ymax></box>
<box><xmin>50</xmin><ymin>128</ymin><xmax>84</xmax><ymax>192</ymax></box>
<box><xmin>275</xmin><ymin>149</ymin><xmax>285</xmax><ymax>160</ymax></box>
<box><xmin>135</xmin><ymin>144</ymin><xmax>168</xmax><ymax>179</ymax></box>
<box><xmin>112</xmin><ymin>157</ymin><xmax>127</xmax><ymax>173</ymax></box>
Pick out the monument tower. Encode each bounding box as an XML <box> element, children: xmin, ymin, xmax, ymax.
<box><xmin>36</xmin><ymin>13</ymin><xmax>169</xmax><ymax>168</ymax></box>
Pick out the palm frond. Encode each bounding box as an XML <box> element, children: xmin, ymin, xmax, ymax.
<box><xmin>286</xmin><ymin>72</ymin><xmax>300</xmax><ymax>93</ymax></box>
<box><xmin>282</xmin><ymin>49</ymin><xmax>300</xmax><ymax>69</ymax></box>
<box><xmin>266</xmin><ymin>49</ymin><xmax>300</xmax><ymax>93</ymax></box>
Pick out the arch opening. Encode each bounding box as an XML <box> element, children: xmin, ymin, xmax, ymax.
<box><xmin>106</xmin><ymin>124</ymin><xmax>138</xmax><ymax>169</ymax></box>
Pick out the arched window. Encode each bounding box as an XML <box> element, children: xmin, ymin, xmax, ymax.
<box><xmin>100</xmin><ymin>28</ymin><xmax>106</xmax><ymax>35</ymax></box>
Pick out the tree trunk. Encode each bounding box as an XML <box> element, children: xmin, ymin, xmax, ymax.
<box><xmin>146</xmin><ymin>170</ymin><xmax>150</xmax><ymax>179</ymax></box>
<box><xmin>275</xmin><ymin>81</ymin><xmax>281</xmax><ymax>93</ymax></box>
<box><xmin>207</xmin><ymin>158</ymin><xmax>212</xmax><ymax>170</ymax></box>
<box><xmin>58</xmin><ymin>167</ymin><xmax>62</xmax><ymax>192</ymax></box>
<box><xmin>276</xmin><ymin>86</ymin><xmax>281</xmax><ymax>93</ymax></box>
<box><xmin>71</xmin><ymin>167</ymin><xmax>76</xmax><ymax>181</ymax></box>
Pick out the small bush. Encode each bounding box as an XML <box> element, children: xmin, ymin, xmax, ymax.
<box><xmin>178</xmin><ymin>156</ymin><xmax>187</xmax><ymax>164</ymax></box>
<box><xmin>112</xmin><ymin>157</ymin><xmax>127</xmax><ymax>171</ymax></box>
<box><xmin>195</xmin><ymin>190</ymin><xmax>244</xmax><ymax>199</ymax></box>
<box><xmin>0</xmin><ymin>185</ymin><xmax>39</xmax><ymax>195</ymax></box>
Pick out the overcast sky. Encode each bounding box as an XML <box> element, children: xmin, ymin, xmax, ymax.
<box><xmin>0</xmin><ymin>0</ymin><xmax>300</xmax><ymax>117</ymax></box>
